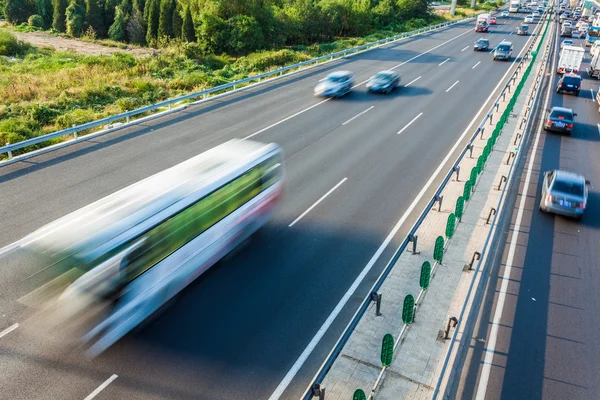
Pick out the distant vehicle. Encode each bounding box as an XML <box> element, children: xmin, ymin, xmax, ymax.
<box><xmin>493</xmin><ymin>41</ymin><xmax>513</xmax><ymax>60</ymax></box>
<box><xmin>587</xmin><ymin>52</ymin><xmax>600</xmax><ymax>78</ymax></box>
<box><xmin>501</xmin><ymin>11</ymin><xmax>509</xmax><ymax>17</ymax></box>
<box><xmin>533</xmin><ymin>11</ymin><xmax>541</xmax><ymax>17</ymax></box>
<box><xmin>314</xmin><ymin>71</ymin><xmax>354</xmax><ymax>97</ymax></box>
<box><xmin>543</xmin><ymin>106</ymin><xmax>577</xmax><ymax>135</ymax></box>
<box><xmin>509</xmin><ymin>0</ymin><xmax>520</xmax><ymax>12</ymax></box>
<box><xmin>563</xmin><ymin>20</ymin><xmax>572</xmax><ymax>27</ymax></box>
<box><xmin>366</xmin><ymin>71</ymin><xmax>400</xmax><ymax>94</ymax></box>
<box><xmin>475</xmin><ymin>14</ymin><xmax>490</xmax><ymax>32</ymax></box>
<box><xmin>474</xmin><ymin>38</ymin><xmax>490</xmax><ymax>51</ymax></box>
<box><xmin>578</xmin><ymin>22</ymin><xmax>589</xmax><ymax>31</ymax></box>
<box><xmin>539</xmin><ymin>169</ymin><xmax>588</xmax><ymax>220</ymax></box>
<box><xmin>16</xmin><ymin>139</ymin><xmax>284</xmax><ymax>355</ymax></box>
<box><xmin>490</xmin><ymin>16</ymin><xmax>497</xmax><ymax>24</ymax></box>
<box><xmin>573</xmin><ymin>29</ymin><xmax>586</xmax><ymax>38</ymax></box>
<box><xmin>561</xmin><ymin>39</ymin><xmax>575</xmax><ymax>48</ymax></box>
<box><xmin>557</xmin><ymin>45</ymin><xmax>584</xmax><ymax>74</ymax></box>
<box><xmin>556</xmin><ymin>73</ymin><xmax>582</xmax><ymax>95</ymax></box>
<box><xmin>518</xmin><ymin>24</ymin><xmax>529</xmax><ymax>35</ymax></box>
<box><xmin>590</xmin><ymin>40</ymin><xmax>600</xmax><ymax>57</ymax></box>
<box><xmin>525</xmin><ymin>15</ymin><xmax>535</xmax><ymax>23</ymax></box>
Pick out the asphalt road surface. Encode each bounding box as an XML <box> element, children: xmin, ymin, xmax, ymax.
<box><xmin>452</xmin><ymin>19</ymin><xmax>600</xmax><ymax>400</ymax></box>
<box><xmin>0</xmin><ymin>12</ymin><xmax>542</xmax><ymax>400</ymax></box>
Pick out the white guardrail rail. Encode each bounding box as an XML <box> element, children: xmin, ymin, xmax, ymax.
<box><xmin>0</xmin><ymin>12</ymin><xmax>489</xmax><ymax>166</ymax></box>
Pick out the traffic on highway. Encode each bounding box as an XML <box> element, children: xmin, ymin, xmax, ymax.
<box><xmin>1</xmin><ymin>1</ymin><xmax>597</xmax><ymax>399</ymax></box>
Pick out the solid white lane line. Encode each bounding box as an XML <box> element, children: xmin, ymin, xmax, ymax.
<box><xmin>397</xmin><ymin>113</ymin><xmax>424</xmax><ymax>135</ymax></box>
<box><xmin>0</xmin><ymin>323</ymin><xmax>18</xmax><ymax>339</ymax></box>
<box><xmin>446</xmin><ymin>80</ymin><xmax>460</xmax><ymax>92</ymax></box>
<box><xmin>472</xmin><ymin>61</ymin><xmax>481</xmax><ymax>69</ymax></box>
<box><xmin>461</xmin><ymin>45</ymin><xmax>469</xmax><ymax>51</ymax></box>
<box><xmin>288</xmin><ymin>178</ymin><xmax>347</xmax><ymax>227</ymax></box>
<box><xmin>243</xmin><ymin>99</ymin><xmax>330</xmax><ymax>140</ymax></box>
<box><xmin>342</xmin><ymin>106</ymin><xmax>374</xmax><ymax>126</ymax></box>
<box><xmin>271</xmin><ymin>27</ymin><xmax>540</xmax><ymax>400</ymax></box>
<box><xmin>476</xmin><ymin>31</ymin><xmax>556</xmax><ymax>400</ymax></box>
<box><xmin>439</xmin><ymin>57</ymin><xmax>451</xmax><ymax>66</ymax></box>
<box><xmin>84</xmin><ymin>374</ymin><xmax>118</xmax><ymax>400</ymax></box>
<box><xmin>390</xmin><ymin>28</ymin><xmax>472</xmax><ymax>70</ymax></box>
<box><xmin>404</xmin><ymin>76</ymin><xmax>422</xmax><ymax>87</ymax></box>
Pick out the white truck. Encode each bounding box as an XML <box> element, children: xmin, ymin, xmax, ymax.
<box><xmin>587</xmin><ymin>51</ymin><xmax>600</xmax><ymax>78</ymax></box>
<box><xmin>476</xmin><ymin>13</ymin><xmax>491</xmax><ymax>32</ymax></box>
<box><xmin>557</xmin><ymin>45</ymin><xmax>585</xmax><ymax>74</ymax></box>
<box><xmin>509</xmin><ymin>0</ymin><xmax>521</xmax><ymax>12</ymax></box>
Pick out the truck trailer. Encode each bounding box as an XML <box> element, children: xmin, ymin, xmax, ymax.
<box><xmin>557</xmin><ymin>45</ymin><xmax>585</xmax><ymax>74</ymax></box>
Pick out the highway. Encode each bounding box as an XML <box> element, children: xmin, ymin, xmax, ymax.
<box><xmin>452</xmin><ymin>17</ymin><xmax>600</xmax><ymax>400</ymax></box>
<box><xmin>0</xmin><ymin>12</ymin><xmax>540</xmax><ymax>400</ymax></box>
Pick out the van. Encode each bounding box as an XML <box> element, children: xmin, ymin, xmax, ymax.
<box><xmin>493</xmin><ymin>41</ymin><xmax>513</xmax><ymax>61</ymax></box>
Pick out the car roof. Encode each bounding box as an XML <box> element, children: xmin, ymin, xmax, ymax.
<box><xmin>562</xmin><ymin>73</ymin><xmax>582</xmax><ymax>78</ymax></box>
<box><xmin>553</xmin><ymin>170</ymin><xmax>586</xmax><ymax>184</ymax></box>
<box><xmin>550</xmin><ymin>106</ymin><xmax>574</xmax><ymax>113</ymax></box>
<box><xmin>498</xmin><ymin>41</ymin><xmax>513</xmax><ymax>46</ymax></box>
<box><xmin>477</xmin><ymin>38</ymin><xmax>489</xmax><ymax>41</ymax></box>
<box><xmin>328</xmin><ymin>70</ymin><xmax>352</xmax><ymax>78</ymax></box>
<box><xmin>375</xmin><ymin>70</ymin><xmax>398</xmax><ymax>77</ymax></box>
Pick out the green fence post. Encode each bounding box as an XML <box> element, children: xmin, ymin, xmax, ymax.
<box><xmin>463</xmin><ymin>180</ymin><xmax>472</xmax><ymax>201</ymax></box>
<box><xmin>420</xmin><ymin>261</ymin><xmax>431</xmax><ymax>289</ymax></box>
<box><xmin>434</xmin><ymin>235</ymin><xmax>444</xmax><ymax>263</ymax></box>
<box><xmin>477</xmin><ymin>155</ymin><xmax>484</xmax><ymax>172</ymax></box>
<box><xmin>446</xmin><ymin>213</ymin><xmax>456</xmax><ymax>239</ymax></box>
<box><xmin>470</xmin><ymin>167</ymin><xmax>478</xmax><ymax>184</ymax></box>
<box><xmin>353</xmin><ymin>389</ymin><xmax>367</xmax><ymax>400</ymax></box>
<box><xmin>381</xmin><ymin>333</ymin><xmax>394</xmax><ymax>367</ymax></box>
<box><xmin>402</xmin><ymin>295</ymin><xmax>415</xmax><ymax>324</ymax></box>
<box><xmin>455</xmin><ymin>196</ymin><xmax>464</xmax><ymax>221</ymax></box>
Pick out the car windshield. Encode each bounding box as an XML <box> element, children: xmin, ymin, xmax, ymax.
<box><xmin>373</xmin><ymin>73</ymin><xmax>392</xmax><ymax>81</ymax></box>
<box><xmin>521</xmin><ymin>25</ymin><xmax>529</xmax><ymax>30</ymax></box>
<box><xmin>497</xmin><ymin>45</ymin><xmax>511</xmax><ymax>51</ymax></box>
<box><xmin>327</xmin><ymin>76</ymin><xmax>347</xmax><ymax>83</ymax></box>
<box><xmin>477</xmin><ymin>39</ymin><xmax>488</xmax><ymax>45</ymax></box>
<box><xmin>564</xmin><ymin>40</ymin><xmax>574</xmax><ymax>44</ymax></box>
<box><xmin>553</xmin><ymin>179</ymin><xmax>584</xmax><ymax>196</ymax></box>
<box><xmin>550</xmin><ymin>109</ymin><xmax>573</xmax><ymax>120</ymax></box>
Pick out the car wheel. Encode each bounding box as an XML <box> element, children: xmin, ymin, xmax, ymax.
<box><xmin>575</xmin><ymin>91</ymin><xmax>580</xmax><ymax>96</ymax></box>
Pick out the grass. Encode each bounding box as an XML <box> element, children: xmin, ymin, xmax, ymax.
<box><xmin>0</xmin><ymin>12</ymin><xmax>474</xmax><ymax>157</ymax></box>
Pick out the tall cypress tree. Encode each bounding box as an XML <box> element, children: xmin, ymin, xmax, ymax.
<box><xmin>52</xmin><ymin>0</ymin><xmax>68</xmax><ymax>31</ymax></box>
<box><xmin>108</xmin><ymin>5</ymin><xmax>126</xmax><ymax>41</ymax></box>
<box><xmin>172</xmin><ymin>0</ymin><xmax>182</xmax><ymax>40</ymax></box>
<box><xmin>85</xmin><ymin>0</ymin><xmax>105</xmax><ymax>36</ymax></box>
<box><xmin>157</xmin><ymin>0</ymin><xmax>174</xmax><ymax>39</ymax></box>
<box><xmin>127</xmin><ymin>2</ymin><xmax>145</xmax><ymax>44</ymax></box>
<box><xmin>103</xmin><ymin>0</ymin><xmax>119</xmax><ymax>30</ymax></box>
<box><xmin>36</xmin><ymin>0</ymin><xmax>54</xmax><ymax>28</ymax></box>
<box><xmin>182</xmin><ymin>5</ymin><xmax>194</xmax><ymax>42</ymax></box>
<box><xmin>145</xmin><ymin>0</ymin><xmax>159</xmax><ymax>44</ymax></box>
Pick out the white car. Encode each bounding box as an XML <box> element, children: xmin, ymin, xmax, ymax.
<box><xmin>314</xmin><ymin>71</ymin><xmax>354</xmax><ymax>97</ymax></box>
<box><xmin>533</xmin><ymin>11</ymin><xmax>541</xmax><ymax>17</ymax></box>
<box><xmin>579</xmin><ymin>22</ymin><xmax>589</xmax><ymax>31</ymax></box>
<box><xmin>525</xmin><ymin>15</ymin><xmax>535</xmax><ymax>23</ymax></box>
<box><xmin>501</xmin><ymin>11</ymin><xmax>509</xmax><ymax>17</ymax></box>
<box><xmin>563</xmin><ymin>21</ymin><xmax>572</xmax><ymax>27</ymax></box>
<box><xmin>561</xmin><ymin>39</ymin><xmax>575</xmax><ymax>48</ymax></box>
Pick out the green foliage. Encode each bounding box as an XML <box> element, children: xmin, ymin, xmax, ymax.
<box><xmin>108</xmin><ymin>5</ymin><xmax>126</xmax><ymax>41</ymax></box>
<box><xmin>35</xmin><ymin>0</ymin><xmax>53</xmax><ymax>28</ymax></box>
<box><xmin>85</xmin><ymin>0</ymin><xmax>105</xmax><ymax>37</ymax></box>
<box><xmin>52</xmin><ymin>0</ymin><xmax>68</xmax><ymax>32</ymax></box>
<box><xmin>0</xmin><ymin>29</ymin><xmax>31</xmax><ymax>56</ymax></box>
<box><xmin>172</xmin><ymin>1</ymin><xmax>182</xmax><ymax>40</ymax></box>
<box><xmin>182</xmin><ymin>5</ymin><xmax>194</xmax><ymax>42</ymax></box>
<box><xmin>197</xmin><ymin>12</ymin><xmax>228</xmax><ymax>54</ymax></box>
<box><xmin>66</xmin><ymin>0</ymin><xmax>85</xmax><ymax>37</ymax></box>
<box><xmin>104</xmin><ymin>0</ymin><xmax>120</xmax><ymax>29</ymax></box>
<box><xmin>228</xmin><ymin>15</ymin><xmax>263</xmax><ymax>54</ymax></box>
<box><xmin>126</xmin><ymin>3</ymin><xmax>145</xmax><ymax>44</ymax></box>
<box><xmin>157</xmin><ymin>0</ymin><xmax>174</xmax><ymax>38</ymax></box>
<box><xmin>5</xmin><ymin>0</ymin><xmax>35</xmax><ymax>24</ymax></box>
<box><xmin>233</xmin><ymin>49</ymin><xmax>310</xmax><ymax>73</ymax></box>
<box><xmin>28</xmin><ymin>14</ymin><xmax>45</xmax><ymax>27</ymax></box>
<box><xmin>145</xmin><ymin>0</ymin><xmax>159</xmax><ymax>44</ymax></box>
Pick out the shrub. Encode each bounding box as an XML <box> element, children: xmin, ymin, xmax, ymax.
<box><xmin>233</xmin><ymin>49</ymin><xmax>310</xmax><ymax>73</ymax></box>
<box><xmin>0</xmin><ymin>30</ymin><xmax>30</xmax><ymax>56</ymax></box>
<box><xmin>28</xmin><ymin>14</ymin><xmax>45</xmax><ymax>28</ymax></box>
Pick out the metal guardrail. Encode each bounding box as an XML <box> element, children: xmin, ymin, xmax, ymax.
<box><xmin>0</xmin><ymin>15</ymin><xmax>480</xmax><ymax>162</ymax></box>
<box><xmin>302</xmin><ymin>7</ymin><xmax>550</xmax><ymax>400</ymax></box>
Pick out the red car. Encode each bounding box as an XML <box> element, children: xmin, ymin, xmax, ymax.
<box><xmin>490</xmin><ymin>16</ymin><xmax>497</xmax><ymax>24</ymax></box>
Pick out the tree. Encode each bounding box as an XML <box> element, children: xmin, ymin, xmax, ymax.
<box><xmin>228</xmin><ymin>14</ymin><xmax>263</xmax><ymax>54</ymax></box>
<box><xmin>104</xmin><ymin>0</ymin><xmax>120</xmax><ymax>30</ymax></box>
<box><xmin>172</xmin><ymin>1</ymin><xmax>182</xmax><ymax>40</ymax></box>
<box><xmin>158</xmin><ymin>0</ymin><xmax>175</xmax><ymax>38</ymax></box>
<box><xmin>126</xmin><ymin>3</ymin><xmax>145</xmax><ymax>44</ymax></box>
<box><xmin>65</xmin><ymin>0</ymin><xmax>85</xmax><ymax>36</ymax></box>
<box><xmin>4</xmin><ymin>0</ymin><xmax>35</xmax><ymax>24</ymax></box>
<box><xmin>35</xmin><ymin>0</ymin><xmax>53</xmax><ymax>28</ymax></box>
<box><xmin>145</xmin><ymin>0</ymin><xmax>159</xmax><ymax>44</ymax></box>
<box><xmin>108</xmin><ymin>5</ymin><xmax>126</xmax><ymax>40</ymax></box>
<box><xmin>52</xmin><ymin>0</ymin><xmax>68</xmax><ymax>31</ymax></box>
<box><xmin>197</xmin><ymin>12</ymin><xmax>228</xmax><ymax>54</ymax></box>
<box><xmin>397</xmin><ymin>0</ymin><xmax>429</xmax><ymax>19</ymax></box>
<box><xmin>86</xmin><ymin>0</ymin><xmax>106</xmax><ymax>37</ymax></box>
<box><xmin>182</xmin><ymin>5</ymin><xmax>194</xmax><ymax>42</ymax></box>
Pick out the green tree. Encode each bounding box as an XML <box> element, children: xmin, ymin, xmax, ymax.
<box><xmin>65</xmin><ymin>0</ymin><xmax>85</xmax><ymax>36</ymax></box>
<box><xmin>228</xmin><ymin>14</ymin><xmax>263</xmax><ymax>54</ymax></box>
<box><xmin>182</xmin><ymin>5</ymin><xmax>194</xmax><ymax>42</ymax></box>
<box><xmin>4</xmin><ymin>0</ymin><xmax>35</xmax><ymax>24</ymax></box>
<box><xmin>197</xmin><ymin>12</ymin><xmax>228</xmax><ymax>54</ymax></box>
<box><xmin>172</xmin><ymin>1</ymin><xmax>182</xmax><ymax>39</ymax></box>
<box><xmin>158</xmin><ymin>0</ymin><xmax>174</xmax><ymax>38</ymax></box>
<box><xmin>108</xmin><ymin>5</ymin><xmax>126</xmax><ymax>40</ymax></box>
<box><xmin>52</xmin><ymin>0</ymin><xmax>68</xmax><ymax>31</ymax></box>
<box><xmin>397</xmin><ymin>0</ymin><xmax>429</xmax><ymax>19</ymax></box>
<box><xmin>35</xmin><ymin>0</ymin><xmax>53</xmax><ymax>28</ymax></box>
<box><xmin>126</xmin><ymin>2</ymin><xmax>145</xmax><ymax>43</ymax></box>
<box><xmin>119</xmin><ymin>0</ymin><xmax>131</xmax><ymax>15</ymax></box>
<box><xmin>145</xmin><ymin>0</ymin><xmax>159</xmax><ymax>44</ymax></box>
<box><xmin>86</xmin><ymin>0</ymin><xmax>106</xmax><ymax>36</ymax></box>
<box><xmin>104</xmin><ymin>0</ymin><xmax>120</xmax><ymax>30</ymax></box>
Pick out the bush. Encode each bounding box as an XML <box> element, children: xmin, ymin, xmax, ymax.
<box><xmin>28</xmin><ymin>14</ymin><xmax>45</xmax><ymax>28</ymax></box>
<box><xmin>0</xmin><ymin>29</ymin><xmax>30</xmax><ymax>56</ymax></box>
<box><xmin>233</xmin><ymin>49</ymin><xmax>310</xmax><ymax>73</ymax></box>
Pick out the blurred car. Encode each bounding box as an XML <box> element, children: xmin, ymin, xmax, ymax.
<box><xmin>533</xmin><ymin>11</ymin><xmax>541</xmax><ymax>17</ymax></box>
<box><xmin>314</xmin><ymin>71</ymin><xmax>354</xmax><ymax>97</ymax></box>
<box><xmin>501</xmin><ymin>11</ymin><xmax>509</xmax><ymax>17</ymax></box>
<box><xmin>525</xmin><ymin>15</ymin><xmax>534</xmax><ymax>23</ymax></box>
<box><xmin>517</xmin><ymin>24</ymin><xmax>529</xmax><ymax>35</ymax></box>
<box><xmin>572</xmin><ymin>29</ymin><xmax>586</xmax><ymax>38</ymax></box>
<box><xmin>543</xmin><ymin>106</ymin><xmax>577</xmax><ymax>134</ymax></box>
<box><xmin>563</xmin><ymin>20</ymin><xmax>572</xmax><ymax>27</ymax></box>
<box><xmin>474</xmin><ymin>38</ymin><xmax>490</xmax><ymax>51</ymax></box>
<box><xmin>578</xmin><ymin>22</ymin><xmax>589</xmax><ymax>31</ymax></box>
<box><xmin>539</xmin><ymin>170</ymin><xmax>589</xmax><ymax>219</ymax></box>
<box><xmin>556</xmin><ymin>73</ymin><xmax>582</xmax><ymax>96</ymax></box>
<box><xmin>493</xmin><ymin>41</ymin><xmax>513</xmax><ymax>61</ymax></box>
<box><xmin>490</xmin><ymin>16</ymin><xmax>497</xmax><ymax>24</ymax></box>
<box><xmin>561</xmin><ymin>39</ymin><xmax>575</xmax><ymax>48</ymax></box>
<box><xmin>366</xmin><ymin>71</ymin><xmax>400</xmax><ymax>94</ymax></box>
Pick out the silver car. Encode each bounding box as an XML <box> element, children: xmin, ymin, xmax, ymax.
<box><xmin>539</xmin><ymin>170</ymin><xmax>589</xmax><ymax>220</ymax></box>
<box><xmin>314</xmin><ymin>71</ymin><xmax>354</xmax><ymax>97</ymax></box>
<box><xmin>366</xmin><ymin>71</ymin><xmax>400</xmax><ymax>93</ymax></box>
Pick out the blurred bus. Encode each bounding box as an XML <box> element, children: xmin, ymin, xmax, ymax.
<box><xmin>18</xmin><ymin>139</ymin><xmax>283</xmax><ymax>355</ymax></box>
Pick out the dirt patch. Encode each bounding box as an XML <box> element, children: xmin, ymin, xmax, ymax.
<box><xmin>10</xmin><ymin>29</ymin><xmax>156</xmax><ymax>57</ymax></box>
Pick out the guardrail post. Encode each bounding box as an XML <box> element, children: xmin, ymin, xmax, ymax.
<box><xmin>513</xmin><ymin>133</ymin><xmax>522</xmax><ymax>145</ymax></box>
<box><xmin>489</xmin><ymin>114</ymin><xmax>493</xmax><ymax>125</ymax></box>
<box><xmin>506</xmin><ymin>151</ymin><xmax>515</xmax><ymax>165</ymax></box>
<box><xmin>438</xmin><ymin>316</ymin><xmax>458</xmax><ymax>341</ymax></box>
<box><xmin>433</xmin><ymin>194</ymin><xmax>443</xmax><ymax>212</ymax></box>
<box><xmin>464</xmin><ymin>251</ymin><xmax>481</xmax><ymax>271</ymax></box>
<box><xmin>125</xmin><ymin>111</ymin><xmax>130</xmax><ymax>124</ymax></box>
<box><xmin>408</xmin><ymin>234</ymin><xmax>420</xmax><ymax>255</ymax></box>
<box><xmin>496</xmin><ymin>175</ymin><xmax>507</xmax><ymax>191</ymax></box>
<box><xmin>519</xmin><ymin>117</ymin><xmax>527</xmax><ymax>129</ymax></box>
<box><xmin>502</xmin><ymin>91</ymin><xmax>506</xmax><ymax>102</ymax></box>
<box><xmin>370</xmin><ymin>292</ymin><xmax>382</xmax><ymax>316</ymax></box>
<box><xmin>452</xmin><ymin>166</ymin><xmax>460</xmax><ymax>182</ymax></box>
<box><xmin>6</xmin><ymin>142</ymin><xmax>12</xmax><ymax>160</ymax></box>
<box><xmin>310</xmin><ymin>384</ymin><xmax>325</xmax><ymax>400</ymax></box>
<box><xmin>467</xmin><ymin>144</ymin><xmax>474</xmax><ymax>158</ymax></box>
<box><xmin>479</xmin><ymin>127</ymin><xmax>485</xmax><ymax>140</ymax></box>
<box><xmin>486</xmin><ymin>208</ymin><xmax>497</xmax><ymax>224</ymax></box>
<box><xmin>495</xmin><ymin>102</ymin><xmax>500</xmax><ymax>112</ymax></box>
<box><xmin>72</xmin><ymin>125</ymin><xmax>78</xmax><ymax>140</ymax></box>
